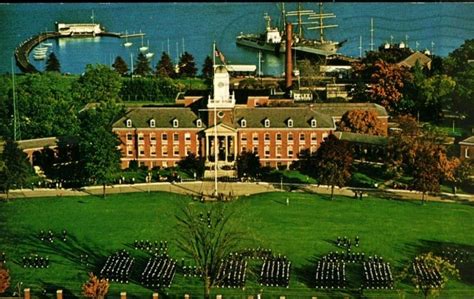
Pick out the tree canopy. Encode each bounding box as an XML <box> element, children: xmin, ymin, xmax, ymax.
<box><xmin>338</xmin><ymin>109</ymin><xmax>386</xmax><ymax>136</ymax></box>
<box><xmin>75</xmin><ymin>64</ymin><xmax>122</xmax><ymax>105</ymax></box>
<box><xmin>134</xmin><ymin>52</ymin><xmax>152</xmax><ymax>77</ymax></box>
<box><xmin>112</xmin><ymin>56</ymin><xmax>129</xmax><ymax>76</ymax></box>
<box><xmin>236</xmin><ymin>150</ymin><xmax>261</xmax><ymax>178</ymax></box>
<box><xmin>201</xmin><ymin>55</ymin><xmax>213</xmax><ymax>79</ymax></box>
<box><xmin>298</xmin><ymin>134</ymin><xmax>353</xmax><ymax>200</ymax></box>
<box><xmin>155</xmin><ymin>52</ymin><xmax>176</xmax><ymax>78</ymax></box>
<box><xmin>0</xmin><ymin>139</ymin><xmax>33</xmax><ymax>199</ymax></box>
<box><xmin>177</xmin><ymin>51</ymin><xmax>197</xmax><ymax>78</ymax></box>
<box><xmin>0</xmin><ymin>263</ymin><xmax>10</xmax><ymax>294</ymax></box>
<box><xmin>177</xmin><ymin>152</ymin><xmax>205</xmax><ymax>178</ymax></box>
<box><xmin>82</xmin><ymin>272</ymin><xmax>109</xmax><ymax>299</ymax></box>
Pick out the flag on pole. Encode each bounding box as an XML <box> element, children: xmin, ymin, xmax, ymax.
<box><xmin>215</xmin><ymin>47</ymin><xmax>226</xmax><ymax>65</ymax></box>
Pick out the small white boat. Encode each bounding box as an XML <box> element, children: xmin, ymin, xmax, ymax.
<box><xmin>145</xmin><ymin>52</ymin><xmax>154</xmax><ymax>59</ymax></box>
<box><xmin>140</xmin><ymin>37</ymin><xmax>149</xmax><ymax>53</ymax></box>
<box><xmin>33</xmin><ymin>54</ymin><xmax>47</xmax><ymax>60</ymax></box>
<box><xmin>123</xmin><ymin>30</ymin><xmax>133</xmax><ymax>47</ymax></box>
<box><xmin>42</xmin><ymin>42</ymin><xmax>53</xmax><ymax>47</ymax></box>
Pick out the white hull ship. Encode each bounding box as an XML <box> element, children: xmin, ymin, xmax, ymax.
<box><xmin>236</xmin><ymin>2</ymin><xmax>346</xmax><ymax>57</ymax></box>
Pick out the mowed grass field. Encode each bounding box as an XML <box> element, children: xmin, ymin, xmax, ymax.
<box><xmin>0</xmin><ymin>191</ymin><xmax>473</xmax><ymax>298</ymax></box>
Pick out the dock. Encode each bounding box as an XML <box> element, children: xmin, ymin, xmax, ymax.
<box><xmin>119</xmin><ymin>32</ymin><xmax>146</xmax><ymax>39</ymax></box>
<box><xmin>14</xmin><ymin>30</ymin><xmax>122</xmax><ymax>73</ymax></box>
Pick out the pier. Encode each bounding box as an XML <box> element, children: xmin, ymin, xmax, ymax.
<box><xmin>119</xmin><ymin>32</ymin><xmax>145</xmax><ymax>39</ymax></box>
<box><xmin>14</xmin><ymin>30</ymin><xmax>122</xmax><ymax>73</ymax></box>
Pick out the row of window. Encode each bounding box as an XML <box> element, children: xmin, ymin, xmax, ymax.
<box><xmin>125</xmin><ymin>119</ymin><xmax>203</xmax><ymax>128</ymax></box>
<box><xmin>127</xmin><ymin>145</ymin><xmax>197</xmax><ymax>157</ymax></box>
<box><xmin>240</xmin><ymin>118</ymin><xmax>317</xmax><ymax>128</ymax></box>
<box><xmin>126</xmin><ymin>133</ymin><xmax>195</xmax><ymax>144</ymax></box>
<box><xmin>126</xmin><ymin>132</ymin><xmax>325</xmax><ymax>145</ymax></box>
<box><xmin>240</xmin><ymin>132</ymin><xmax>325</xmax><ymax>143</ymax></box>
<box><xmin>241</xmin><ymin>145</ymin><xmax>318</xmax><ymax>158</ymax></box>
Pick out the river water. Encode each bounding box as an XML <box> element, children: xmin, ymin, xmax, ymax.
<box><xmin>1</xmin><ymin>2</ymin><xmax>473</xmax><ymax>75</ymax></box>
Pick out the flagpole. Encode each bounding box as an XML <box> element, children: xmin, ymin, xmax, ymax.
<box><xmin>213</xmin><ymin>41</ymin><xmax>216</xmax><ymax>67</ymax></box>
<box><xmin>11</xmin><ymin>56</ymin><xmax>17</xmax><ymax>142</ymax></box>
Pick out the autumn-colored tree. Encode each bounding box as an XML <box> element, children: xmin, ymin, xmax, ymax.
<box><xmin>400</xmin><ymin>252</ymin><xmax>459</xmax><ymax>299</ymax></box>
<box><xmin>0</xmin><ymin>263</ymin><xmax>10</xmax><ymax>294</ymax></box>
<box><xmin>338</xmin><ymin>109</ymin><xmax>386</xmax><ymax>136</ymax></box>
<box><xmin>412</xmin><ymin>142</ymin><xmax>443</xmax><ymax>204</ymax></box>
<box><xmin>452</xmin><ymin>158</ymin><xmax>474</xmax><ymax>191</ymax></box>
<box><xmin>369</xmin><ymin>59</ymin><xmax>410</xmax><ymax>113</ymax></box>
<box><xmin>299</xmin><ymin>134</ymin><xmax>353</xmax><ymax>200</ymax></box>
<box><xmin>395</xmin><ymin>114</ymin><xmax>420</xmax><ymax>137</ymax></box>
<box><xmin>82</xmin><ymin>272</ymin><xmax>109</xmax><ymax>299</ymax></box>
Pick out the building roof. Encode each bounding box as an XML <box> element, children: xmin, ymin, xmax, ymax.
<box><xmin>397</xmin><ymin>51</ymin><xmax>432</xmax><ymax>69</ymax></box>
<box><xmin>313</xmin><ymin>103</ymin><xmax>388</xmax><ymax>117</ymax></box>
<box><xmin>112</xmin><ymin>107</ymin><xmax>203</xmax><ymax>129</ymax></box>
<box><xmin>460</xmin><ymin>136</ymin><xmax>474</xmax><ymax>145</ymax></box>
<box><xmin>233</xmin><ymin>107</ymin><xmax>335</xmax><ymax>129</ymax></box>
<box><xmin>336</xmin><ymin>132</ymin><xmax>388</xmax><ymax>146</ymax></box>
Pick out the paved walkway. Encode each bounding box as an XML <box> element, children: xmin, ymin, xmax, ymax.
<box><xmin>1</xmin><ymin>181</ymin><xmax>473</xmax><ymax>204</ymax></box>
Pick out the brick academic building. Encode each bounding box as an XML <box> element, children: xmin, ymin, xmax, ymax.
<box><xmin>112</xmin><ymin>66</ymin><xmax>388</xmax><ymax>176</ymax></box>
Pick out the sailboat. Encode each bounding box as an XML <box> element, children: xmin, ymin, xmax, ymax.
<box><xmin>123</xmin><ymin>30</ymin><xmax>133</xmax><ymax>47</ymax></box>
<box><xmin>145</xmin><ymin>51</ymin><xmax>154</xmax><ymax>59</ymax></box>
<box><xmin>139</xmin><ymin>35</ymin><xmax>149</xmax><ymax>53</ymax></box>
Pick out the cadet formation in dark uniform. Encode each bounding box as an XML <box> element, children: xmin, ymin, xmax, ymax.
<box><xmin>413</xmin><ymin>257</ymin><xmax>443</xmax><ymax>289</ymax></box>
<box><xmin>100</xmin><ymin>250</ymin><xmax>135</xmax><ymax>283</ymax></box>
<box><xmin>215</xmin><ymin>254</ymin><xmax>248</xmax><ymax>289</ymax></box>
<box><xmin>362</xmin><ymin>256</ymin><xmax>394</xmax><ymax>289</ymax></box>
<box><xmin>259</xmin><ymin>254</ymin><xmax>291</xmax><ymax>288</ymax></box>
<box><xmin>22</xmin><ymin>254</ymin><xmax>50</xmax><ymax>268</ymax></box>
<box><xmin>140</xmin><ymin>255</ymin><xmax>176</xmax><ymax>289</ymax></box>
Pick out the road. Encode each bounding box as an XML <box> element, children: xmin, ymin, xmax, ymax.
<box><xmin>1</xmin><ymin>181</ymin><xmax>473</xmax><ymax>204</ymax></box>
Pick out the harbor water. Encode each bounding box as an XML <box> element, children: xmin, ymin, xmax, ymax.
<box><xmin>1</xmin><ymin>2</ymin><xmax>473</xmax><ymax>75</ymax></box>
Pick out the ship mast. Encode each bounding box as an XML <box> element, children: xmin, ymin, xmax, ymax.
<box><xmin>285</xmin><ymin>3</ymin><xmax>315</xmax><ymax>40</ymax></box>
<box><xmin>307</xmin><ymin>1</ymin><xmax>338</xmax><ymax>43</ymax></box>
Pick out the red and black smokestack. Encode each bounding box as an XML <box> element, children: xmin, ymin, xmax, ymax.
<box><xmin>285</xmin><ymin>22</ymin><xmax>293</xmax><ymax>92</ymax></box>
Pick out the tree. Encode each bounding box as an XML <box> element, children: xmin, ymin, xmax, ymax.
<box><xmin>236</xmin><ymin>150</ymin><xmax>261</xmax><ymax>179</ymax></box>
<box><xmin>369</xmin><ymin>59</ymin><xmax>410</xmax><ymax>113</ymax></box>
<box><xmin>112</xmin><ymin>56</ymin><xmax>129</xmax><ymax>76</ymax></box>
<box><xmin>134</xmin><ymin>52</ymin><xmax>152</xmax><ymax>76</ymax></box>
<box><xmin>75</xmin><ymin>64</ymin><xmax>122</xmax><ymax>105</ymax></box>
<box><xmin>453</xmin><ymin>159</ymin><xmax>474</xmax><ymax>190</ymax></box>
<box><xmin>177</xmin><ymin>51</ymin><xmax>197</xmax><ymax>78</ymax></box>
<box><xmin>412</xmin><ymin>142</ymin><xmax>444</xmax><ymax>204</ymax></box>
<box><xmin>175</xmin><ymin>204</ymin><xmax>246</xmax><ymax>299</ymax></box>
<box><xmin>0</xmin><ymin>263</ymin><xmax>10</xmax><ymax>294</ymax></box>
<box><xmin>338</xmin><ymin>109</ymin><xmax>386</xmax><ymax>136</ymax></box>
<box><xmin>82</xmin><ymin>272</ymin><xmax>109</xmax><ymax>299</ymax></box>
<box><xmin>202</xmin><ymin>55</ymin><xmax>213</xmax><ymax>79</ymax></box>
<box><xmin>45</xmin><ymin>52</ymin><xmax>60</xmax><ymax>73</ymax></box>
<box><xmin>155</xmin><ymin>52</ymin><xmax>176</xmax><ymax>78</ymax></box>
<box><xmin>298</xmin><ymin>58</ymin><xmax>320</xmax><ymax>87</ymax></box>
<box><xmin>299</xmin><ymin>134</ymin><xmax>353</xmax><ymax>200</ymax></box>
<box><xmin>0</xmin><ymin>139</ymin><xmax>33</xmax><ymax>199</ymax></box>
<box><xmin>15</xmin><ymin>72</ymin><xmax>80</xmax><ymax>139</ymax></box>
<box><xmin>400</xmin><ymin>252</ymin><xmax>459</xmax><ymax>299</ymax></box>
<box><xmin>444</xmin><ymin>39</ymin><xmax>474</xmax><ymax>76</ymax></box>
<box><xmin>77</xmin><ymin>104</ymin><xmax>122</xmax><ymax>197</ymax></box>
<box><xmin>177</xmin><ymin>152</ymin><xmax>205</xmax><ymax>178</ymax></box>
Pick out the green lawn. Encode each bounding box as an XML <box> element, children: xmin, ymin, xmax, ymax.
<box><xmin>1</xmin><ymin>192</ymin><xmax>473</xmax><ymax>298</ymax></box>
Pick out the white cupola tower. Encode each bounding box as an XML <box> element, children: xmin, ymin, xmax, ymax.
<box><xmin>207</xmin><ymin>65</ymin><xmax>235</xmax><ymax>109</ymax></box>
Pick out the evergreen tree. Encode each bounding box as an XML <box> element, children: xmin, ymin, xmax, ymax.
<box><xmin>178</xmin><ymin>51</ymin><xmax>197</xmax><ymax>78</ymax></box>
<box><xmin>134</xmin><ymin>52</ymin><xmax>152</xmax><ymax>76</ymax></box>
<box><xmin>155</xmin><ymin>52</ymin><xmax>176</xmax><ymax>78</ymax></box>
<box><xmin>0</xmin><ymin>139</ymin><xmax>33</xmax><ymax>199</ymax></box>
<box><xmin>202</xmin><ymin>55</ymin><xmax>213</xmax><ymax>79</ymax></box>
<box><xmin>236</xmin><ymin>150</ymin><xmax>261</xmax><ymax>179</ymax></box>
<box><xmin>112</xmin><ymin>56</ymin><xmax>129</xmax><ymax>76</ymax></box>
<box><xmin>45</xmin><ymin>52</ymin><xmax>60</xmax><ymax>73</ymax></box>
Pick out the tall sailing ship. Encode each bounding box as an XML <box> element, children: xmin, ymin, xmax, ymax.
<box><xmin>236</xmin><ymin>2</ymin><xmax>346</xmax><ymax>56</ymax></box>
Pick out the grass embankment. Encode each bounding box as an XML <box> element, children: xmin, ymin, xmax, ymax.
<box><xmin>1</xmin><ymin>192</ymin><xmax>473</xmax><ymax>298</ymax></box>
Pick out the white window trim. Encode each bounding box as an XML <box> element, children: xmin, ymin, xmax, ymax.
<box><xmin>465</xmin><ymin>147</ymin><xmax>470</xmax><ymax>158</ymax></box>
<box><xmin>150</xmin><ymin>119</ymin><xmax>156</xmax><ymax>128</ymax></box>
<box><xmin>126</xmin><ymin>119</ymin><xmax>132</xmax><ymax>128</ymax></box>
<box><xmin>288</xmin><ymin>119</ymin><xmax>293</xmax><ymax>128</ymax></box>
<box><xmin>241</xmin><ymin>119</ymin><xmax>247</xmax><ymax>128</ymax></box>
<box><xmin>196</xmin><ymin>119</ymin><xmax>202</xmax><ymax>128</ymax></box>
<box><xmin>311</xmin><ymin>119</ymin><xmax>317</xmax><ymax>128</ymax></box>
<box><xmin>173</xmin><ymin>119</ymin><xmax>179</xmax><ymax>128</ymax></box>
